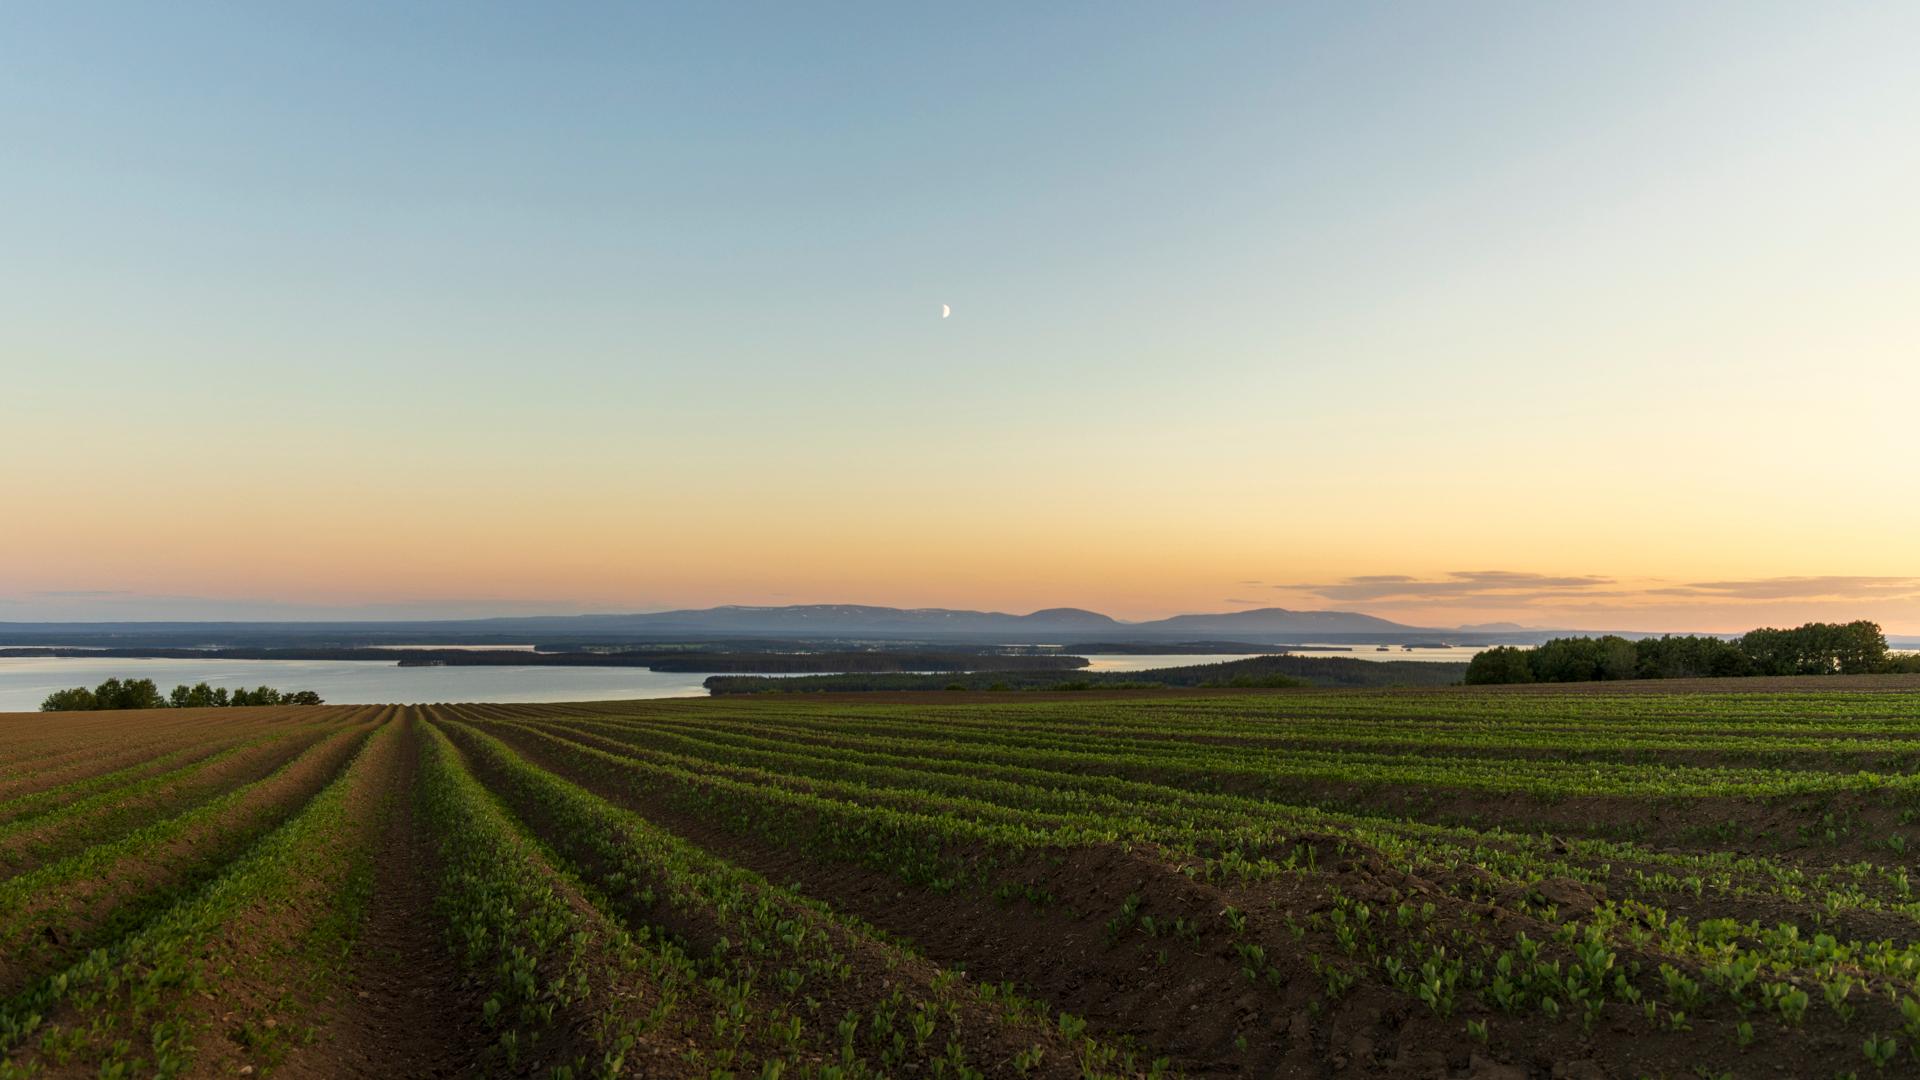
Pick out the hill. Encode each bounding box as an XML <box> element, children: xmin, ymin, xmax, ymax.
<box><xmin>0</xmin><ymin>604</ymin><xmax>1431</xmax><ymax>646</ymax></box>
<box><xmin>1126</xmin><ymin>607</ymin><xmax>1415</xmax><ymax>637</ymax></box>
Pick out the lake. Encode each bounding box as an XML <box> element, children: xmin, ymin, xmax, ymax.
<box><xmin>1078</xmin><ymin>653</ymin><xmax>1268</xmax><ymax>672</ymax></box>
<box><xmin>1280</xmin><ymin>643</ymin><xmax>1490</xmax><ymax>663</ymax></box>
<box><xmin>0</xmin><ymin>656</ymin><xmax>720</xmax><ymax>712</ymax></box>
<box><xmin>0</xmin><ymin>646</ymin><xmax>1488</xmax><ymax>711</ymax></box>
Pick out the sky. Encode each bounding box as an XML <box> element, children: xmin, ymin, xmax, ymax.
<box><xmin>2</xmin><ymin>3</ymin><xmax>1916</xmax><ymax>633</ymax></box>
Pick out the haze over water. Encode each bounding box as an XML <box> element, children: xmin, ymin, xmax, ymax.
<box><xmin>0</xmin><ymin>648</ymin><xmax>1476</xmax><ymax>711</ymax></box>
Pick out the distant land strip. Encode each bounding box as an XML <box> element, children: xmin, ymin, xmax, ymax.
<box><xmin>705</xmin><ymin>654</ymin><xmax>1470</xmax><ymax>693</ymax></box>
<box><xmin>0</xmin><ymin>647</ymin><xmax>1089</xmax><ymax>674</ymax></box>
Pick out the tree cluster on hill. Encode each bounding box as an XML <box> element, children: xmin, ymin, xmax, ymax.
<box><xmin>1463</xmin><ymin>621</ymin><xmax>1908</xmax><ymax>685</ymax></box>
<box><xmin>168</xmin><ymin>681</ymin><xmax>323</xmax><ymax>707</ymax></box>
<box><xmin>1737</xmin><ymin>622</ymin><xmax>1894</xmax><ymax>675</ymax></box>
<box><xmin>39</xmin><ymin>677</ymin><xmax>324</xmax><ymax>711</ymax></box>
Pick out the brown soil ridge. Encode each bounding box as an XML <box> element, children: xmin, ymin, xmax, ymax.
<box><xmin>470</xmin><ymin>716</ymin><xmax>1280</xmax><ymax>1074</ymax></box>
<box><xmin>472</xmin><ymin>711</ymin><xmax>1920</xmax><ymax>1080</ymax></box>
<box><xmin>0</xmin><ymin>737</ymin><xmax>211</xmax><ymax>806</ymax></box>
<box><xmin>658</xmin><ymin>716</ymin><xmax>1920</xmax><ymax>772</ymax></box>
<box><xmin>162</xmin><ymin>715</ymin><xmax>411</xmax><ymax>1078</ymax></box>
<box><xmin>535</xmin><ymin>711</ymin><xmax>1920</xmax><ymax>860</ymax></box>
<box><xmin>0</xmin><ymin>716</ymin><xmax>383</xmax><ymax>999</ymax></box>
<box><xmin>517</xmin><ymin>712</ymin><xmax>1920</xmax><ymax>932</ymax></box>
<box><xmin>267</xmin><ymin>708</ymin><xmax>493</xmax><ymax>1078</ymax></box>
<box><xmin>0</xmin><ymin>710</ymin><xmax>301</xmax><ymax>801</ymax></box>
<box><xmin>425</xmin><ymin>718</ymin><xmax>713</xmax><ymax>1079</ymax></box>
<box><xmin>0</xmin><ymin>711</ymin><xmax>397</xmax><ymax>1078</ymax></box>
<box><xmin>556</xmin><ymin>710</ymin><xmax>1920</xmax><ymax>951</ymax></box>
<box><xmin>436</xmin><ymin>712</ymin><xmax>1099</xmax><ymax>1079</ymax></box>
<box><xmin>0</xmin><ymin>738</ymin><xmax>239</xmax><ymax>827</ymax></box>
<box><xmin>688</xmin><ymin>672</ymin><xmax>1920</xmax><ymax>706</ymax></box>
<box><xmin>0</xmin><ymin>722</ymin><xmax>340</xmax><ymax>878</ymax></box>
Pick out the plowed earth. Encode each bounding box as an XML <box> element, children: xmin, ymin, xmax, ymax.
<box><xmin>3</xmin><ymin>682</ymin><xmax>1918</xmax><ymax>1079</ymax></box>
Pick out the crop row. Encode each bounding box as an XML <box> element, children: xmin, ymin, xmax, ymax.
<box><xmin>497</xmin><ymin>711</ymin><xmax>1920</xmax><ymax>925</ymax></box>
<box><xmin>453</xmin><ymin>695</ymin><xmax>1920</xmax><ymax>1077</ymax></box>
<box><xmin>0</xmin><ymin>717</ymin><xmax>382</xmax><ymax>1007</ymax></box>
<box><xmin>420</xmin><ymin>710</ymin><xmax>1130</xmax><ymax>1077</ymax></box>
<box><xmin>0</xmin><ymin>713</ymin><xmax>396</xmax><ymax>1077</ymax></box>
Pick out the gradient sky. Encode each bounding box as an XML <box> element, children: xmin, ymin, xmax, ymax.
<box><xmin>3</xmin><ymin>3</ymin><xmax>1916</xmax><ymax>632</ymax></box>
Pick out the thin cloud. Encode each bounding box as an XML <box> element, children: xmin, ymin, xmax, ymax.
<box><xmin>1280</xmin><ymin>571</ymin><xmax>1616</xmax><ymax>603</ymax></box>
<box><xmin>1665</xmin><ymin>576</ymin><xmax>1920</xmax><ymax>600</ymax></box>
<box><xmin>1272</xmin><ymin>572</ymin><xmax>1920</xmax><ymax>618</ymax></box>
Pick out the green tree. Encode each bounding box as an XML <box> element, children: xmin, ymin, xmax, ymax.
<box><xmin>91</xmin><ymin>677</ymin><xmax>167</xmax><ymax>710</ymax></box>
<box><xmin>230</xmin><ymin>686</ymin><xmax>285</xmax><ymax>706</ymax></box>
<box><xmin>1740</xmin><ymin>621</ymin><xmax>1886</xmax><ymax>675</ymax></box>
<box><xmin>1832</xmin><ymin>620</ymin><xmax>1888</xmax><ymax>674</ymax></box>
<box><xmin>1529</xmin><ymin>636</ymin><xmax>1637</xmax><ymax>682</ymax></box>
<box><xmin>1463</xmin><ymin>646</ymin><xmax>1536</xmax><ymax>685</ymax></box>
<box><xmin>1633</xmin><ymin>635</ymin><xmax>1751</xmax><ymax>679</ymax></box>
<box><xmin>168</xmin><ymin>682</ymin><xmax>231</xmax><ymax>707</ymax></box>
<box><xmin>40</xmin><ymin>687</ymin><xmax>98</xmax><ymax>711</ymax></box>
<box><xmin>1739</xmin><ymin>627</ymin><xmax>1796</xmax><ymax>675</ymax></box>
<box><xmin>43</xmin><ymin>678</ymin><xmax>317</xmax><ymax>710</ymax></box>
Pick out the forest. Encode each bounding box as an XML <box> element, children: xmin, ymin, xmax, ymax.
<box><xmin>39</xmin><ymin>677</ymin><xmax>325</xmax><ymax>711</ymax></box>
<box><xmin>1463</xmin><ymin>620</ymin><xmax>1919</xmax><ymax>684</ymax></box>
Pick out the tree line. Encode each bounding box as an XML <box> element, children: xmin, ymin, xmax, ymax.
<box><xmin>40</xmin><ymin>677</ymin><xmax>325</xmax><ymax>711</ymax></box>
<box><xmin>1463</xmin><ymin>621</ymin><xmax>1919</xmax><ymax>685</ymax></box>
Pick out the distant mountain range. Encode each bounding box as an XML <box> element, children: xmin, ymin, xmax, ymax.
<box><xmin>0</xmin><ymin>604</ymin><xmax>1456</xmax><ymax>646</ymax></box>
<box><xmin>0</xmin><ymin>604</ymin><xmax>1774</xmax><ymax>648</ymax></box>
<box><xmin>441</xmin><ymin>604</ymin><xmax>1428</xmax><ymax>641</ymax></box>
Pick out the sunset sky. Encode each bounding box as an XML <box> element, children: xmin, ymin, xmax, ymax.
<box><xmin>3</xmin><ymin>4</ymin><xmax>1916</xmax><ymax>633</ymax></box>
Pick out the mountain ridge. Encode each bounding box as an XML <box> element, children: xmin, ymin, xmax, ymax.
<box><xmin>0</xmin><ymin>603</ymin><xmax>1435</xmax><ymax>643</ymax></box>
<box><xmin>460</xmin><ymin>603</ymin><xmax>1424</xmax><ymax>638</ymax></box>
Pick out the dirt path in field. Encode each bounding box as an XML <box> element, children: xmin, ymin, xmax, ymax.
<box><xmin>302</xmin><ymin>709</ymin><xmax>484</xmax><ymax>1078</ymax></box>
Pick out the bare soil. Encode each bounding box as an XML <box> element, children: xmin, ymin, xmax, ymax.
<box><xmin>440</xmin><ymin>714</ymin><xmax>1097</xmax><ymax>1078</ymax></box>
<box><xmin>274</xmin><ymin>709</ymin><xmax>493</xmax><ymax>1078</ymax></box>
<box><xmin>476</xmin><ymin>714</ymin><xmax>1919</xmax><ymax>1079</ymax></box>
<box><xmin>0</xmin><ymin>719</ymin><xmax>379</xmax><ymax>998</ymax></box>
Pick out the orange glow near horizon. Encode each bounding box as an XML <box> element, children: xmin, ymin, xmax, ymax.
<box><xmin>3</xmin><ymin>6</ymin><xmax>1916</xmax><ymax>633</ymax></box>
<box><xmin>6</xmin><ymin>453</ymin><xmax>1918</xmax><ymax>632</ymax></box>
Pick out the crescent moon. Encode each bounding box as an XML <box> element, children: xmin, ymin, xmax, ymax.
<box><xmin>941</xmin><ymin>304</ymin><xmax>951</xmax><ymax>318</ymax></box>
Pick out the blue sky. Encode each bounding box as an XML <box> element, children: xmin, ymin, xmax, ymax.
<box><xmin>3</xmin><ymin>3</ymin><xmax>1916</xmax><ymax>629</ymax></box>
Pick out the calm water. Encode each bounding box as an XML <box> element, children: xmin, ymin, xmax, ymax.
<box><xmin>0</xmin><ymin>656</ymin><xmax>718</xmax><ymax>712</ymax></box>
<box><xmin>1287</xmin><ymin>643</ymin><xmax>1488</xmax><ymax>663</ymax></box>
<box><xmin>0</xmin><ymin>645</ymin><xmax>1488</xmax><ymax>712</ymax></box>
<box><xmin>1077</xmin><ymin>654</ymin><xmax>1270</xmax><ymax>673</ymax></box>
<box><xmin>370</xmin><ymin>644</ymin><xmax>540</xmax><ymax>652</ymax></box>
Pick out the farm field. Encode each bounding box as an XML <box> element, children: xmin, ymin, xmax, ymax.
<box><xmin>2</xmin><ymin>686</ymin><xmax>1919</xmax><ymax>1078</ymax></box>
